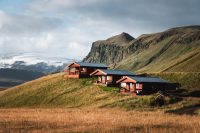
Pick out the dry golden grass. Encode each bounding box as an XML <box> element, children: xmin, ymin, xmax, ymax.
<box><xmin>0</xmin><ymin>108</ymin><xmax>199</xmax><ymax>133</ymax></box>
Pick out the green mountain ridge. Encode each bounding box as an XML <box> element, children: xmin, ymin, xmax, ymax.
<box><xmin>83</xmin><ymin>26</ymin><xmax>200</xmax><ymax>73</ymax></box>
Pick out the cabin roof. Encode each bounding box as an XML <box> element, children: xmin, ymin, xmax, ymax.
<box><xmin>99</xmin><ymin>69</ymin><xmax>136</xmax><ymax>76</ymax></box>
<box><xmin>128</xmin><ymin>76</ymin><xmax>168</xmax><ymax>83</ymax></box>
<box><xmin>69</xmin><ymin>62</ymin><xmax>108</xmax><ymax>68</ymax></box>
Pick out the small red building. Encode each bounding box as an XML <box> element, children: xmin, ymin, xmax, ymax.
<box><xmin>117</xmin><ymin>76</ymin><xmax>168</xmax><ymax>95</ymax></box>
<box><xmin>65</xmin><ymin>62</ymin><xmax>108</xmax><ymax>78</ymax></box>
<box><xmin>90</xmin><ymin>69</ymin><xmax>136</xmax><ymax>86</ymax></box>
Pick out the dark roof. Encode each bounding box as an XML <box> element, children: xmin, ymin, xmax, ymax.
<box><xmin>76</xmin><ymin>62</ymin><xmax>108</xmax><ymax>68</ymax></box>
<box><xmin>129</xmin><ymin>76</ymin><xmax>168</xmax><ymax>83</ymax></box>
<box><xmin>100</xmin><ymin>69</ymin><xmax>136</xmax><ymax>76</ymax></box>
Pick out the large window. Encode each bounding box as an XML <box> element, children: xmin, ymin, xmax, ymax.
<box><xmin>130</xmin><ymin>83</ymin><xmax>133</xmax><ymax>88</ymax></box>
<box><xmin>121</xmin><ymin>83</ymin><xmax>126</xmax><ymax>87</ymax></box>
<box><xmin>136</xmin><ymin>83</ymin><xmax>140</xmax><ymax>89</ymax></box>
<box><xmin>102</xmin><ymin>76</ymin><xmax>105</xmax><ymax>81</ymax></box>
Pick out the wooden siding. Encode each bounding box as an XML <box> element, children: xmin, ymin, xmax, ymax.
<box><xmin>120</xmin><ymin>82</ymin><xmax>143</xmax><ymax>94</ymax></box>
<box><xmin>66</xmin><ymin>66</ymin><xmax>98</xmax><ymax>79</ymax></box>
<box><xmin>96</xmin><ymin>75</ymin><xmax>116</xmax><ymax>86</ymax></box>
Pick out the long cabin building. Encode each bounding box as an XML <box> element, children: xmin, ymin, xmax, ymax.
<box><xmin>65</xmin><ymin>62</ymin><xmax>108</xmax><ymax>78</ymax></box>
<box><xmin>90</xmin><ymin>69</ymin><xmax>136</xmax><ymax>86</ymax></box>
<box><xmin>117</xmin><ymin>76</ymin><xmax>168</xmax><ymax>95</ymax></box>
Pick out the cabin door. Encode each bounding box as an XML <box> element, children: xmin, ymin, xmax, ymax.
<box><xmin>98</xmin><ymin>76</ymin><xmax>102</xmax><ymax>83</ymax></box>
<box><xmin>126</xmin><ymin>83</ymin><xmax>130</xmax><ymax>92</ymax></box>
<box><xmin>130</xmin><ymin>83</ymin><xmax>134</xmax><ymax>92</ymax></box>
<box><xmin>102</xmin><ymin>76</ymin><xmax>106</xmax><ymax>83</ymax></box>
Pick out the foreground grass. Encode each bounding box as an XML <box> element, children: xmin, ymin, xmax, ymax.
<box><xmin>0</xmin><ymin>108</ymin><xmax>199</xmax><ymax>133</ymax></box>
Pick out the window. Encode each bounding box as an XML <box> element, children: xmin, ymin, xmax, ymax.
<box><xmin>107</xmin><ymin>76</ymin><xmax>110</xmax><ymax>80</ymax></box>
<box><xmin>130</xmin><ymin>83</ymin><xmax>133</xmax><ymax>88</ymax></box>
<box><xmin>81</xmin><ymin>68</ymin><xmax>86</xmax><ymax>72</ymax></box>
<box><xmin>70</xmin><ymin>67</ymin><xmax>75</xmax><ymax>71</ymax></box>
<box><xmin>121</xmin><ymin>83</ymin><xmax>126</xmax><ymax>87</ymax></box>
<box><xmin>136</xmin><ymin>83</ymin><xmax>140</xmax><ymax>89</ymax></box>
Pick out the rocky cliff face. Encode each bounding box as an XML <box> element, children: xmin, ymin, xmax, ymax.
<box><xmin>83</xmin><ymin>32</ymin><xmax>134</xmax><ymax>64</ymax></box>
<box><xmin>83</xmin><ymin>26</ymin><xmax>200</xmax><ymax>72</ymax></box>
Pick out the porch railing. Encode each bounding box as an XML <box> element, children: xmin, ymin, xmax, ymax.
<box><xmin>65</xmin><ymin>69</ymin><xmax>79</xmax><ymax>75</ymax></box>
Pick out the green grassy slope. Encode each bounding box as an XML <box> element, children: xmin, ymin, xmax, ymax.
<box><xmin>150</xmin><ymin>73</ymin><xmax>200</xmax><ymax>92</ymax></box>
<box><xmin>0</xmin><ymin>73</ymin><xmax>199</xmax><ymax>114</ymax></box>
<box><xmin>115</xmin><ymin>26</ymin><xmax>200</xmax><ymax>73</ymax></box>
<box><xmin>0</xmin><ymin>73</ymin><xmax>153</xmax><ymax>108</ymax></box>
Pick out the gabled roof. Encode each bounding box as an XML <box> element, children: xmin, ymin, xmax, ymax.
<box><xmin>91</xmin><ymin>69</ymin><xmax>136</xmax><ymax>76</ymax></box>
<box><xmin>127</xmin><ymin>76</ymin><xmax>168</xmax><ymax>83</ymax></box>
<box><xmin>68</xmin><ymin>62</ymin><xmax>108</xmax><ymax>68</ymax></box>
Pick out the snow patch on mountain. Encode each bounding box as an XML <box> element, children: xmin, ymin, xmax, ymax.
<box><xmin>0</xmin><ymin>52</ymin><xmax>73</xmax><ymax>68</ymax></box>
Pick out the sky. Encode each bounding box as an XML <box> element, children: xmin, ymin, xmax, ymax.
<box><xmin>0</xmin><ymin>0</ymin><xmax>200</xmax><ymax>59</ymax></box>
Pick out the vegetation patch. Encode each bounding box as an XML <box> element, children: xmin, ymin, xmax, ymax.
<box><xmin>100</xmin><ymin>86</ymin><xmax>119</xmax><ymax>92</ymax></box>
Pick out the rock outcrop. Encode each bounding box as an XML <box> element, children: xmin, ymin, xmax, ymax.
<box><xmin>83</xmin><ymin>32</ymin><xmax>134</xmax><ymax>64</ymax></box>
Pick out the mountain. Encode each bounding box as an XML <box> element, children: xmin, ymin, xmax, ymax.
<box><xmin>83</xmin><ymin>32</ymin><xmax>135</xmax><ymax>64</ymax></box>
<box><xmin>83</xmin><ymin>26</ymin><xmax>200</xmax><ymax>73</ymax></box>
<box><xmin>0</xmin><ymin>68</ymin><xmax>45</xmax><ymax>89</ymax></box>
<box><xmin>0</xmin><ymin>53</ymin><xmax>73</xmax><ymax>74</ymax></box>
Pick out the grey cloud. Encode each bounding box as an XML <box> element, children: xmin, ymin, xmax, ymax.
<box><xmin>0</xmin><ymin>12</ymin><xmax>62</xmax><ymax>36</ymax></box>
<box><xmin>28</xmin><ymin>0</ymin><xmax>200</xmax><ymax>36</ymax></box>
<box><xmin>0</xmin><ymin>0</ymin><xmax>200</xmax><ymax>59</ymax></box>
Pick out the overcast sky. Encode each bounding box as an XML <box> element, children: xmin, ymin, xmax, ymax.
<box><xmin>0</xmin><ymin>0</ymin><xmax>200</xmax><ymax>59</ymax></box>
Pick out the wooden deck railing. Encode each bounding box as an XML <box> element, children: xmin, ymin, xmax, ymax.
<box><xmin>65</xmin><ymin>69</ymin><xmax>79</xmax><ymax>75</ymax></box>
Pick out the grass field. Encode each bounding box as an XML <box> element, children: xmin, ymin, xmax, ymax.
<box><xmin>0</xmin><ymin>72</ymin><xmax>199</xmax><ymax>132</ymax></box>
<box><xmin>0</xmin><ymin>108</ymin><xmax>200</xmax><ymax>133</ymax></box>
<box><xmin>0</xmin><ymin>72</ymin><xmax>199</xmax><ymax>111</ymax></box>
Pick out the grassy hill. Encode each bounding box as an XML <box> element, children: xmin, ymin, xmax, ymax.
<box><xmin>0</xmin><ymin>72</ymin><xmax>199</xmax><ymax>115</ymax></box>
<box><xmin>116</xmin><ymin>26</ymin><xmax>200</xmax><ymax>73</ymax></box>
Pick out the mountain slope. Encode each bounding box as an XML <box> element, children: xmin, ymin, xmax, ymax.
<box><xmin>83</xmin><ymin>26</ymin><xmax>200</xmax><ymax>73</ymax></box>
<box><xmin>0</xmin><ymin>73</ymin><xmax>132</xmax><ymax>108</ymax></box>
<box><xmin>0</xmin><ymin>72</ymin><xmax>199</xmax><ymax>113</ymax></box>
<box><xmin>83</xmin><ymin>32</ymin><xmax>134</xmax><ymax>64</ymax></box>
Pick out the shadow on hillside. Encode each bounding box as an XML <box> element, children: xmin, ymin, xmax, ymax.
<box><xmin>166</xmin><ymin>103</ymin><xmax>200</xmax><ymax>115</ymax></box>
<box><xmin>188</xmin><ymin>90</ymin><xmax>200</xmax><ymax>98</ymax></box>
<box><xmin>166</xmin><ymin>89</ymin><xmax>200</xmax><ymax>98</ymax></box>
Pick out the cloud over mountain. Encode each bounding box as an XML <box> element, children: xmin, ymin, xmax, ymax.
<box><xmin>0</xmin><ymin>0</ymin><xmax>200</xmax><ymax>59</ymax></box>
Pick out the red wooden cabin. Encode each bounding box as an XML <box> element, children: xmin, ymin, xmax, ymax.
<box><xmin>65</xmin><ymin>62</ymin><xmax>108</xmax><ymax>78</ymax></box>
<box><xmin>90</xmin><ymin>69</ymin><xmax>136</xmax><ymax>86</ymax></box>
<box><xmin>117</xmin><ymin>76</ymin><xmax>168</xmax><ymax>95</ymax></box>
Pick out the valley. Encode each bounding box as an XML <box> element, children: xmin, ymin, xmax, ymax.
<box><xmin>0</xmin><ymin>68</ymin><xmax>45</xmax><ymax>89</ymax></box>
